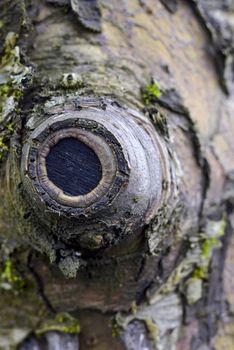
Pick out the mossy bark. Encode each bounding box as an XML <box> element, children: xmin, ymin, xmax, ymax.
<box><xmin>0</xmin><ymin>1</ymin><xmax>234</xmax><ymax>349</ymax></box>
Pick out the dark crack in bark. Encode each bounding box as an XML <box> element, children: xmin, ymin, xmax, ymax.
<box><xmin>27</xmin><ymin>251</ymin><xmax>56</xmax><ymax>314</ymax></box>
<box><xmin>191</xmin><ymin>0</ymin><xmax>234</xmax><ymax>94</ymax></box>
<box><xmin>71</xmin><ymin>0</ymin><xmax>102</xmax><ymax>32</ymax></box>
<box><xmin>159</xmin><ymin>0</ymin><xmax>178</xmax><ymax>14</ymax></box>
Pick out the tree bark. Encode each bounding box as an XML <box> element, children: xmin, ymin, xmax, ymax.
<box><xmin>0</xmin><ymin>0</ymin><xmax>234</xmax><ymax>349</ymax></box>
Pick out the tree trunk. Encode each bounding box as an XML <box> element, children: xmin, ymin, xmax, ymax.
<box><xmin>0</xmin><ymin>0</ymin><xmax>234</xmax><ymax>349</ymax></box>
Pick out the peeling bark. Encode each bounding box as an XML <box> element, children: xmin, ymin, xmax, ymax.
<box><xmin>0</xmin><ymin>1</ymin><xmax>234</xmax><ymax>350</ymax></box>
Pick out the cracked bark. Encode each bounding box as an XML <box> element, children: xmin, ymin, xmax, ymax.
<box><xmin>0</xmin><ymin>0</ymin><xmax>234</xmax><ymax>350</ymax></box>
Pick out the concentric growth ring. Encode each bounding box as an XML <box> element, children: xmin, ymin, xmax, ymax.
<box><xmin>23</xmin><ymin>117</ymin><xmax>130</xmax><ymax>217</ymax></box>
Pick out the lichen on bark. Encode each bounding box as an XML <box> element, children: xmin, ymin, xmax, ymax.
<box><xmin>0</xmin><ymin>1</ymin><xmax>234</xmax><ymax>350</ymax></box>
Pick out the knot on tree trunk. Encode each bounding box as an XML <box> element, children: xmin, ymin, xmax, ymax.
<box><xmin>20</xmin><ymin>98</ymin><xmax>173</xmax><ymax>277</ymax></box>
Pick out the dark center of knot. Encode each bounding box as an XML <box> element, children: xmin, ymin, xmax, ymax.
<box><xmin>46</xmin><ymin>137</ymin><xmax>102</xmax><ymax>196</ymax></box>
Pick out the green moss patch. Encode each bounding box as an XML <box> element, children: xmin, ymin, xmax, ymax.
<box><xmin>36</xmin><ymin>313</ymin><xmax>80</xmax><ymax>336</ymax></box>
<box><xmin>0</xmin><ymin>259</ymin><xmax>25</xmax><ymax>292</ymax></box>
<box><xmin>141</xmin><ymin>81</ymin><xmax>162</xmax><ymax>105</ymax></box>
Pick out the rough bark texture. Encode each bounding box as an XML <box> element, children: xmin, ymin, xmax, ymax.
<box><xmin>0</xmin><ymin>0</ymin><xmax>234</xmax><ymax>349</ymax></box>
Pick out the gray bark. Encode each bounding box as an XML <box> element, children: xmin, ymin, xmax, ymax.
<box><xmin>0</xmin><ymin>1</ymin><xmax>234</xmax><ymax>350</ymax></box>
